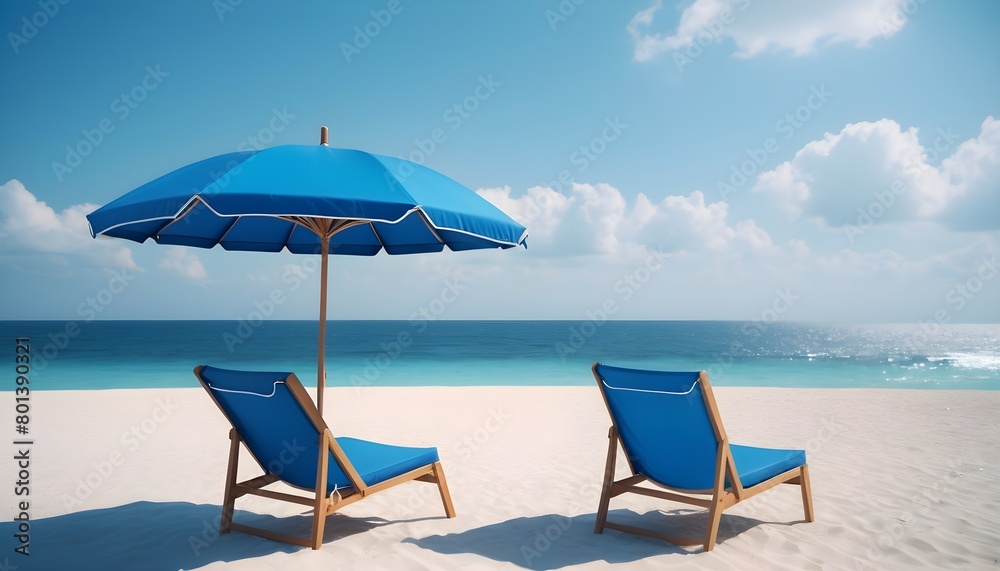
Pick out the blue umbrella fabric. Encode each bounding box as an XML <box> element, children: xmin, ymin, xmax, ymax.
<box><xmin>87</xmin><ymin>144</ymin><xmax>527</xmax><ymax>255</ymax></box>
<box><xmin>87</xmin><ymin>128</ymin><xmax>527</xmax><ymax>414</ymax></box>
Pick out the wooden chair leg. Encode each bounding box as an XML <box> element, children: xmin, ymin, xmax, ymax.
<box><xmin>220</xmin><ymin>428</ymin><xmax>241</xmax><ymax>534</ymax></box>
<box><xmin>704</xmin><ymin>495</ymin><xmax>724</xmax><ymax>551</ymax></box>
<box><xmin>310</xmin><ymin>432</ymin><xmax>331</xmax><ymax>550</ymax></box>
<box><xmin>800</xmin><ymin>464</ymin><xmax>815</xmax><ymax>522</ymax></box>
<box><xmin>704</xmin><ymin>444</ymin><xmax>730</xmax><ymax>551</ymax></box>
<box><xmin>431</xmin><ymin>462</ymin><xmax>457</xmax><ymax>518</ymax></box>
<box><xmin>595</xmin><ymin>427</ymin><xmax>619</xmax><ymax>534</ymax></box>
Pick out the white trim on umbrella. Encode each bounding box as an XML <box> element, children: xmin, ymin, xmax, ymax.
<box><xmin>94</xmin><ymin>196</ymin><xmax>525</xmax><ymax>248</ymax></box>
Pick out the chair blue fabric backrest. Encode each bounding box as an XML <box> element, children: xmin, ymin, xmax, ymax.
<box><xmin>198</xmin><ymin>366</ymin><xmax>350</xmax><ymax>492</ymax></box>
<box><xmin>595</xmin><ymin>364</ymin><xmax>719</xmax><ymax>491</ymax></box>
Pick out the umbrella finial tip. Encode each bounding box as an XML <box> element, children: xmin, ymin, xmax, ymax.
<box><xmin>320</xmin><ymin>126</ymin><xmax>329</xmax><ymax>146</ymax></box>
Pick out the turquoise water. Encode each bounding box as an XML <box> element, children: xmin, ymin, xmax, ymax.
<box><xmin>3</xmin><ymin>320</ymin><xmax>998</xmax><ymax>390</ymax></box>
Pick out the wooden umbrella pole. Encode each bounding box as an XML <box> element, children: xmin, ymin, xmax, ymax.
<box><xmin>316</xmin><ymin>126</ymin><xmax>330</xmax><ymax>415</ymax></box>
<box><xmin>317</xmin><ymin>234</ymin><xmax>330</xmax><ymax>416</ymax></box>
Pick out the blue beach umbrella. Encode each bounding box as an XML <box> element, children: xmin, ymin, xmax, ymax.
<box><xmin>87</xmin><ymin>127</ymin><xmax>527</xmax><ymax>414</ymax></box>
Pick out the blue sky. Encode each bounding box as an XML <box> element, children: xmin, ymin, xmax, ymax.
<box><xmin>1</xmin><ymin>0</ymin><xmax>998</xmax><ymax>322</ymax></box>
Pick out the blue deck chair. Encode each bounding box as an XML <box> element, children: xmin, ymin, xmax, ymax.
<box><xmin>194</xmin><ymin>366</ymin><xmax>456</xmax><ymax>549</ymax></box>
<box><xmin>592</xmin><ymin>363</ymin><xmax>814</xmax><ymax>551</ymax></box>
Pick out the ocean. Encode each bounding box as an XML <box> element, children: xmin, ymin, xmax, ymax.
<box><xmin>3</xmin><ymin>320</ymin><xmax>999</xmax><ymax>390</ymax></box>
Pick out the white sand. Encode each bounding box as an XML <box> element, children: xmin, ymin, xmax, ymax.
<box><xmin>6</xmin><ymin>385</ymin><xmax>999</xmax><ymax>570</ymax></box>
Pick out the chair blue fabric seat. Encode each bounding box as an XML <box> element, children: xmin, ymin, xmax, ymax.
<box><xmin>336</xmin><ymin>437</ymin><xmax>440</xmax><ymax>489</ymax></box>
<box><xmin>730</xmin><ymin>444</ymin><xmax>807</xmax><ymax>488</ymax></box>
<box><xmin>194</xmin><ymin>365</ymin><xmax>456</xmax><ymax>549</ymax></box>
<box><xmin>592</xmin><ymin>363</ymin><xmax>814</xmax><ymax>551</ymax></box>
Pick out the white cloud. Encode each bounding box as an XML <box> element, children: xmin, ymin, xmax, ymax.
<box><xmin>938</xmin><ymin>117</ymin><xmax>1000</xmax><ymax>231</ymax></box>
<box><xmin>480</xmin><ymin>182</ymin><xmax>779</xmax><ymax>259</ymax></box>
<box><xmin>157</xmin><ymin>248</ymin><xmax>207</xmax><ymax>280</ymax></box>
<box><xmin>477</xmin><ymin>185</ymin><xmax>572</xmax><ymax>244</ymax></box>
<box><xmin>627</xmin><ymin>190</ymin><xmax>777</xmax><ymax>254</ymax></box>
<box><xmin>752</xmin><ymin>117</ymin><xmax>1000</xmax><ymax>231</ymax></box>
<box><xmin>558</xmin><ymin>183</ymin><xmax>629</xmax><ymax>255</ymax></box>
<box><xmin>479</xmin><ymin>183</ymin><xmax>623</xmax><ymax>255</ymax></box>
<box><xmin>0</xmin><ymin>179</ymin><xmax>137</xmax><ymax>271</ymax></box>
<box><xmin>628</xmin><ymin>0</ymin><xmax>911</xmax><ymax>61</ymax></box>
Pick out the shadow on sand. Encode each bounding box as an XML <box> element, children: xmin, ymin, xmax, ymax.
<box><xmin>405</xmin><ymin>508</ymin><xmax>788</xmax><ymax>570</ymax></box>
<box><xmin>2</xmin><ymin>503</ymin><xmax>800</xmax><ymax>569</ymax></box>
<box><xmin>0</xmin><ymin>500</ymin><xmax>399</xmax><ymax>571</ymax></box>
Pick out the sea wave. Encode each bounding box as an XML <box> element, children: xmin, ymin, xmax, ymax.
<box><xmin>937</xmin><ymin>353</ymin><xmax>1000</xmax><ymax>371</ymax></box>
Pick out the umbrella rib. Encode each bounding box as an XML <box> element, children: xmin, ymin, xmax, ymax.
<box><xmin>328</xmin><ymin>218</ymin><xmax>367</xmax><ymax>237</ymax></box>
<box><xmin>367</xmin><ymin>221</ymin><xmax>387</xmax><ymax>250</ymax></box>
<box><xmin>278</xmin><ymin>216</ymin><xmax>370</xmax><ymax>253</ymax></box>
<box><xmin>279</xmin><ymin>215</ymin><xmax>322</xmax><ymax>235</ymax></box>
<box><xmin>214</xmin><ymin>215</ymin><xmax>243</xmax><ymax>246</ymax></box>
<box><xmin>414</xmin><ymin>207</ymin><xmax>526</xmax><ymax>248</ymax></box>
<box><xmin>92</xmin><ymin>194</ymin><xmax>205</xmax><ymax>237</ymax></box>
<box><xmin>280</xmin><ymin>219</ymin><xmax>297</xmax><ymax>250</ymax></box>
<box><xmin>414</xmin><ymin>208</ymin><xmax>446</xmax><ymax>245</ymax></box>
<box><xmin>152</xmin><ymin>196</ymin><xmax>208</xmax><ymax>239</ymax></box>
<box><xmin>426</xmin><ymin>219</ymin><xmax>526</xmax><ymax>248</ymax></box>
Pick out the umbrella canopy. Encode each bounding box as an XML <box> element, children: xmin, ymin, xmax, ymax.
<box><xmin>87</xmin><ymin>127</ymin><xmax>527</xmax><ymax>414</ymax></box>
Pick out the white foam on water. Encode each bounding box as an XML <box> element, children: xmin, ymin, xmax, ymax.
<box><xmin>944</xmin><ymin>352</ymin><xmax>1000</xmax><ymax>371</ymax></box>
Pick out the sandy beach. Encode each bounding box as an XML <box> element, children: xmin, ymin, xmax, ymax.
<box><xmin>8</xmin><ymin>385</ymin><xmax>1000</xmax><ymax>570</ymax></box>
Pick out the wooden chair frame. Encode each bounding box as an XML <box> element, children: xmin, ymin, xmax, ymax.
<box><xmin>592</xmin><ymin>364</ymin><xmax>814</xmax><ymax>551</ymax></box>
<box><xmin>195</xmin><ymin>366</ymin><xmax>456</xmax><ymax>550</ymax></box>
